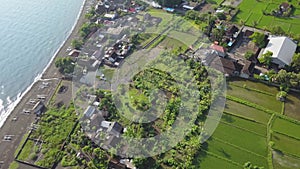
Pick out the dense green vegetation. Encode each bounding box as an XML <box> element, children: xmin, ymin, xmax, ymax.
<box><xmin>55</xmin><ymin>57</ymin><xmax>75</xmax><ymax>74</ymax></box>
<box><xmin>17</xmin><ymin>105</ymin><xmax>77</xmax><ymax>168</ymax></box>
<box><xmin>61</xmin><ymin>124</ymin><xmax>109</xmax><ymax>168</ymax></box>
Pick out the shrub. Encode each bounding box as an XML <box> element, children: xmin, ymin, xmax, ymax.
<box><xmin>29</xmin><ymin>152</ymin><xmax>38</xmax><ymax>161</ymax></box>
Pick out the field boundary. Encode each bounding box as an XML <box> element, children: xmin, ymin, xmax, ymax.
<box><xmin>267</xmin><ymin>114</ymin><xmax>275</xmax><ymax>169</ymax></box>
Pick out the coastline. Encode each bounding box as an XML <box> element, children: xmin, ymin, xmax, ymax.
<box><xmin>0</xmin><ymin>0</ymin><xmax>90</xmax><ymax>168</ymax></box>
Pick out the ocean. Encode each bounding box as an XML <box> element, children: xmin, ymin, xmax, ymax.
<box><xmin>0</xmin><ymin>0</ymin><xmax>84</xmax><ymax>128</ymax></box>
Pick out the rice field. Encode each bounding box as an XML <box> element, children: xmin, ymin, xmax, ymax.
<box><xmin>233</xmin><ymin>0</ymin><xmax>300</xmax><ymax>34</ymax></box>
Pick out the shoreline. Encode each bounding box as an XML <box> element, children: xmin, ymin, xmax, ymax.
<box><xmin>0</xmin><ymin>0</ymin><xmax>90</xmax><ymax>168</ymax></box>
<box><xmin>0</xmin><ymin>0</ymin><xmax>88</xmax><ymax>129</ymax></box>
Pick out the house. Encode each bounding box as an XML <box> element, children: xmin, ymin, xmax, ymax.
<box><xmin>260</xmin><ymin>36</ymin><xmax>297</xmax><ymax>68</ymax></box>
<box><xmin>210</xmin><ymin>57</ymin><xmax>240</xmax><ymax>77</ymax></box>
<box><xmin>182</xmin><ymin>1</ymin><xmax>200</xmax><ymax>10</ymax></box>
<box><xmin>280</xmin><ymin>2</ymin><xmax>292</xmax><ymax>12</ymax></box>
<box><xmin>107</xmin><ymin>122</ymin><xmax>123</xmax><ymax>137</ymax></box>
<box><xmin>152</xmin><ymin>1</ymin><xmax>162</xmax><ymax>8</ymax></box>
<box><xmin>240</xmin><ymin>61</ymin><xmax>255</xmax><ymax>78</ymax></box>
<box><xmin>225</xmin><ymin>25</ymin><xmax>240</xmax><ymax>48</ymax></box>
<box><xmin>104</xmin><ymin>40</ymin><xmax>131</xmax><ymax>67</ymax></box>
<box><xmin>210</xmin><ymin>44</ymin><xmax>227</xmax><ymax>57</ymax></box>
<box><xmin>193</xmin><ymin>48</ymin><xmax>218</xmax><ymax>66</ymax></box>
<box><xmin>104</xmin><ymin>13</ymin><xmax>118</xmax><ymax>20</ymax></box>
<box><xmin>120</xmin><ymin>159</ymin><xmax>137</xmax><ymax>169</ymax></box>
<box><xmin>32</xmin><ymin>101</ymin><xmax>45</xmax><ymax>116</ymax></box>
<box><xmin>109</xmin><ymin>159</ymin><xmax>126</xmax><ymax>169</ymax></box>
<box><xmin>104</xmin><ymin>135</ymin><xmax>120</xmax><ymax>149</ymax></box>
<box><xmin>83</xmin><ymin>105</ymin><xmax>97</xmax><ymax>118</ymax></box>
<box><xmin>68</xmin><ymin>49</ymin><xmax>81</xmax><ymax>57</ymax></box>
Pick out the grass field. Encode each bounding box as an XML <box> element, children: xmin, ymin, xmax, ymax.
<box><xmin>212</xmin><ymin>122</ymin><xmax>268</xmax><ymax>156</ymax></box>
<box><xmin>228</xmin><ymin>79</ymin><xmax>279</xmax><ymax>94</ymax></box>
<box><xmin>272</xmin><ymin>117</ymin><xmax>300</xmax><ymax>140</ymax></box>
<box><xmin>221</xmin><ymin>113</ymin><xmax>267</xmax><ymax>136</ymax></box>
<box><xmin>145</xmin><ymin>9</ymin><xmax>200</xmax><ymax>48</ymax></box>
<box><xmin>216</xmin><ymin>79</ymin><xmax>300</xmax><ymax>168</ymax></box>
<box><xmin>195</xmin><ymin>152</ymin><xmax>242</xmax><ymax>169</ymax></box>
<box><xmin>159</xmin><ymin>37</ymin><xmax>188</xmax><ymax>50</ymax></box>
<box><xmin>206</xmin><ymin>138</ymin><xmax>268</xmax><ymax>167</ymax></box>
<box><xmin>146</xmin><ymin>9</ymin><xmax>174</xmax><ymax>33</ymax></box>
<box><xmin>233</xmin><ymin>0</ymin><xmax>300</xmax><ymax>34</ymax></box>
<box><xmin>284</xmin><ymin>93</ymin><xmax>300</xmax><ymax>121</ymax></box>
<box><xmin>99</xmin><ymin>66</ymin><xmax>115</xmax><ymax>81</ymax></box>
<box><xmin>227</xmin><ymin>84</ymin><xmax>281</xmax><ymax>113</ymax></box>
<box><xmin>225</xmin><ymin>100</ymin><xmax>271</xmax><ymax>124</ymax></box>
<box><xmin>272</xmin><ymin>132</ymin><xmax>300</xmax><ymax>157</ymax></box>
<box><xmin>167</xmin><ymin>30</ymin><xmax>198</xmax><ymax>47</ymax></box>
<box><xmin>17</xmin><ymin>139</ymin><xmax>35</xmax><ymax>161</ymax></box>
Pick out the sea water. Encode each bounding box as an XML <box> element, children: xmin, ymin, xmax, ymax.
<box><xmin>0</xmin><ymin>0</ymin><xmax>84</xmax><ymax>127</ymax></box>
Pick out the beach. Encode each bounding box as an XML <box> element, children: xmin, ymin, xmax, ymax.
<box><xmin>0</xmin><ymin>0</ymin><xmax>91</xmax><ymax>168</ymax></box>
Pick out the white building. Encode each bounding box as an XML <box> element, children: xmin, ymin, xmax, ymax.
<box><xmin>261</xmin><ymin>36</ymin><xmax>297</xmax><ymax>68</ymax></box>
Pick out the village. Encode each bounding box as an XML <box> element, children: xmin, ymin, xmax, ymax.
<box><xmin>5</xmin><ymin>0</ymin><xmax>300</xmax><ymax>169</ymax></box>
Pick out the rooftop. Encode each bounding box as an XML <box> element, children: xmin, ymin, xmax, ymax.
<box><xmin>263</xmin><ymin>36</ymin><xmax>297</xmax><ymax>65</ymax></box>
<box><xmin>210</xmin><ymin>44</ymin><xmax>226</xmax><ymax>53</ymax></box>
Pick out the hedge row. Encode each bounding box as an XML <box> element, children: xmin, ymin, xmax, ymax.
<box><xmin>148</xmin><ymin>35</ymin><xmax>166</xmax><ymax>49</ymax></box>
<box><xmin>275</xmin><ymin>114</ymin><xmax>300</xmax><ymax>126</ymax></box>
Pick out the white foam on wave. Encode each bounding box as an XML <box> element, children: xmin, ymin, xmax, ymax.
<box><xmin>0</xmin><ymin>0</ymin><xmax>86</xmax><ymax>129</ymax></box>
<box><xmin>0</xmin><ymin>99</ymin><xmax>4</xmax><ymax>111</ymax></box>
<box><xmin>0</xmin><ymin>73</ymin><xmax>42</xmax><ymax>128</ymax></box>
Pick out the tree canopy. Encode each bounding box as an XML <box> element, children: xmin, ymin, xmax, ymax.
<box><xmin>249</xmin><ymin>32</ymin><xmax>265</xmax><ymax>48</ymax></box>
<box><xmin>71</xmin><ymin>39</ymin><xmax>83</xmax><ymax>50</ymax></box>
<box><xmin>259</xmin><ymin>50</ymin><xmax>273</xmax><ymax>66</ymax></box>
<box><xmin>291</xmin><ymin>53</ymin><xmax>300</xmax><ymax>72</ymax></box>
<box><xmin>244</xmin><ymin>51</ymin><xmax>254</xmax><ymax>60</ymax></box>
<box><xmin>55</xmin><ymin>57</ymin><xmax>75</xmax><ymax>74</ymax></box>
